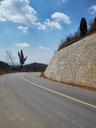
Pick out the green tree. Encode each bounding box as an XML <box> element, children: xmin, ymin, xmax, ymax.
<box><xmin>89</xmin><ymin>17</ymin><xmax>96</xmax><ymax>32</ymax></box>
<box><xmin>80</xmin><ymin>17</ymin><xmax>88</xmax><ymax>37</ymax></box>
<box><xmin>18</xmin><ymin>50</ymin><xmax>27</xmax><ymax>69</ymax></box>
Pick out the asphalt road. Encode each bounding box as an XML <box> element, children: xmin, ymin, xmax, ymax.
<box><xmin>0</xmin><ymin>72</ymin><xmax>96</xmax><ymax>128</ymax></box>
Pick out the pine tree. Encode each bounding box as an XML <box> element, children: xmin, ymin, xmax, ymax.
<box><xmin>93</xmin><ymin>17</ymin><xmax>96</xmax><ymax>31</ymax></box>
<box><xmin>80</xmin><ymin>17</ymin><xmax>87</xmax><ymax>37</ymax></box>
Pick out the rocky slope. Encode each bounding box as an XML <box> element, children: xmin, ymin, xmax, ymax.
<box><xmin>44</xmin><ymin>33</ymin><xmax>96</xmax><ymax>87</ymax></box>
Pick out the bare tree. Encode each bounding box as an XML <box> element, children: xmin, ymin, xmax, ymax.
<box><xmin>6</xmin><ymin>51</ymin><xmax>14</xmax><ymax>66</ymax></box>
<box><xmin>18</xmin><ymin>49</ymin><xmax>27</xmax><ymax>69</ymax></box>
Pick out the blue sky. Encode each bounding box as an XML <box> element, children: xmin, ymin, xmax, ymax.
<box><xmin>0</xmin><ymin>0</ymin><xmax>96</xmax><ymax>64</ymax></box>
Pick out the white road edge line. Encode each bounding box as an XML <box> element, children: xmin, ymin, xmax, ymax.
<box><xmin>21</xmin><ymin>74</ymin><xmax>96</xmax><ymax>109</ymax></box>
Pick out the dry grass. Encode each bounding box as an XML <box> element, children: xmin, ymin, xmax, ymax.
<box><xmin>57</xmin><ymin>30</ymin><xmax>96</xmax><ymax>51</ymax></box>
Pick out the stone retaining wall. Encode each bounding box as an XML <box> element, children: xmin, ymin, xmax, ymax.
<box><xmin>44</xmin><ymin>33</ymin><xmax>96</xmax><ymax>87</ymax></box>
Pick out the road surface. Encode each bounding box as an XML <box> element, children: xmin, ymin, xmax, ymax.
<box><xmin>0</xmin><ymin>72</ymin><xmax>96</xmax><ymax>128</ymax></box>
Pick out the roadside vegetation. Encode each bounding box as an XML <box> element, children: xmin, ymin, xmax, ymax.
<box><xmin>0</xmin><ymin>61</ymin><xmax>10</xmax><ymax>75</ymax></box>
<box><xmin>57</xmin><ymin>17</ymin><xmax>96</xmax><ymax>51</ymax></box>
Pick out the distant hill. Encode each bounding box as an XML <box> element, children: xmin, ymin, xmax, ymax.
<box><xmin>23</xmin><ymin>62</ymin><xmax>47</xmax><ymax>72</ymax></box>
<box><xmin>0</xmin><ymin>61</ymin><xmax>10</xmax><ymax>74</ymax></box>
<box><xmin>0</xmin><ymin>61</ymin><xmax>47</xmax><ymax>74</ymax></box>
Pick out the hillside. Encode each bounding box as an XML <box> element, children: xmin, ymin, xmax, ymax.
<box><xmin>0</xmin><ymin>61</ymin><xmax>10</xmax><ymax>74</ymax></box>
<box><xmin>0</xmin><ymin>61</ymin><xmax>47</xmax><ymax>74</ymax></box>
<box><xmin>23</xmin><ymin>62</ymin><xmax>47</xmax><ymax>72</ymax></box>
<box><xmin>44</xmin><ymin>33</ymin><xmax>96</xmax><ymax>88</ymax></box>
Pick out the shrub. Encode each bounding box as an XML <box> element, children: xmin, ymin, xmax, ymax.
<box><xmin>57</xmin><ymin>17</ymin><xmax>96</xmax><ymax>51</ymax></box>
<box><xmin>89</xmin><ymin>17</ymin><xmax>96</xmax><ymax>33</ymax></box>
<box><xmin>57</xmin><ymin>31</ymin><xmax>80</xmax><ymax>51</ymax></box>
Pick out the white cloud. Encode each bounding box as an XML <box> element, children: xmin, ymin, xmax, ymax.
<box><xmin>51</xmin><ymin>12</ymin><xmax>71</xmax><ymax>24</ymax></box>
<box><xmin>37</xmin><ymin>12</ymin><xmax>71</xmax><ymax>30</ymax></box>
<box><xmin>17</xmin><ymin>25</ymin><xmax>28</xmax><ymax>33</ymax></box>
<box><xmin>36</xmin><ymin>20</ymin><xmax>62</xmax><ymax>30</ymax></box>
<box><xmin>36</xmin><ymin>22</ymin><xmax>47</xmax><ymax>30</ymax></box>
<box><xmin>89</xmin><ymin>5</ymin><xmax>96</xmax><ymax>14</ymax></box>
<box><xmin>0</xmin><ymin>0</ymin><xmax>71</xmax><ymax>30</ymax></box>
<box><xmin>39</xmin><ymin>44</ymin><xmax>50</xmax><ymax>50</ymax></box>
<box><xmin>0</xmin><ymin>0</ymin><xmax>37</xmax><ymax>26</ymax></box>
<box><xmin>44</xmin><ymin>19</ymin><xmax>62</xmax><ymax>30</ymax></box>
<box><xmin>39</xmin><ymin>46</ymin><xmax>50</xmax><ymax>50</ymax></box>
<box><xmin>16</xmin><ymin>42</ymin><xmax>30</xmax><ymax>48</ymax></box>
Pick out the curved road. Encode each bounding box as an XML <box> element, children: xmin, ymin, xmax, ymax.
<box><xmin>0</xmin><ymin>72</ymin><xmax>96</xmax><ymax>128</ymax></box>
